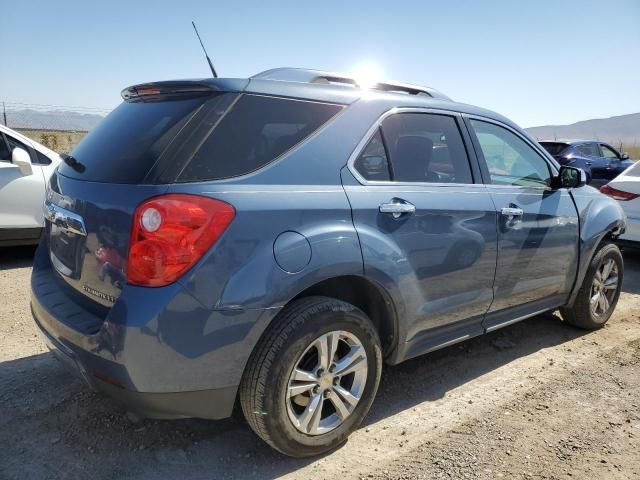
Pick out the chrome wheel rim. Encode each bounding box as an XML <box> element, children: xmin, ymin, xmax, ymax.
<box><xmin>590</xmin><ymin>258</ymin><xmax>619</xmax><ymax>319</ymax></box>
<box><xmin>286</xmin><ymin>330</ymin><xmax>368</xmax><ymax>436</ymax></box>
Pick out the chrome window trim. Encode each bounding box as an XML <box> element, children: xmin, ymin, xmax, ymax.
<box><xmin>346</xmin><ymin>107</ymin><xmax>479</xmax><ymax>188</ymax></box>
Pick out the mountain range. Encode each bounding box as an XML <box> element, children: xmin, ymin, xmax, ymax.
<box><xmin>526</xmin><ymin>112</ymin><xmax>640</xmax><ymax>147</ymax></box>
<box><xmin>4</xmin><ymin>108</ymin><xmax>106</xmax><ymax>132</ymax></box>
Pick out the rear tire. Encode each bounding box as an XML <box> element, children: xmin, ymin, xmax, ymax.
<box><xmin>239</xmin><ymin>296</ymin><xmax>382</xmax><ymax>457</ymax></box>
<box><xmin>561</xmin><ymin>242</ymin><xmax>623</xmax><ymax>329</ymax></box>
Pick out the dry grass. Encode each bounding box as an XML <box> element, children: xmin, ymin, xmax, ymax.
<box><xmin>16</xmin><ymin>129</ymin><xmax>87</xmax><ymax>154</ymax></box>
<box><xmin>622</xmin><ymin>145</ymin><xmax>640</xmax><ymax>160</ymax></box>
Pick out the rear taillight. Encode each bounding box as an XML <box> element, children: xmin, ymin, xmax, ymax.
<box><xmin>127</xmin><ymin>194</ymin><xmax>235</xmax><ymax>287</ymax></box>
<box><xmin>600</xmin><ymin>185</ymin><xmax>639</xmax><ymax>202</ymax></box>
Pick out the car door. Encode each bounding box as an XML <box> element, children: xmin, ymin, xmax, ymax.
<box><xmin>465</xmin><ymin>117</ymin><xmax>579</xmax><ymax>330</ymax></box>
<box><xmin>577</xmin><ymin>142</ymin><xmax>608</xmax><ymax>185</ymax></box>
<box><xmin>0</xmin><ymin>132</ymin><xmax>47</xmax><ymax>237</ymax></box>
<box><xmin>342</xmin><ymin>109</ymin><xmax>498</xmax><ymax>358</ymax></box>
<box><xmin>599</xmin><ymin>143</ymin><xmax>623</xmax><ymax>181</ymax></box>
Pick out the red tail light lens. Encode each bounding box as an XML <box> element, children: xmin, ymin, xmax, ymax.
<box><xmin>600</xmin><ymin>185</ymin><xmax>639</xmax><ymax>201</ymax></box>
<box><xmin>127</xmin><ymin>194</ymin><xmax>235</xmax><ymax>286</ymax></box>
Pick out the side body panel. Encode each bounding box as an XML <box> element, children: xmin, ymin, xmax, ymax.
<box><xmin>462</xmin><ymin>115</ymin><xmax>581</xmax><ymax>329</ymax></box>
<box><xmin>171</xmin><ymin>184</ymin><xmax>364</xmax><ymax>311</ymax></box>
<box><xmin>343</xmin><ymin>173</ymin><xmax>498</xmax><ymax>361</ymax></box>
<box><xmin>481</xmin><ymin>186</ymin><xmax>580</xmax><ymax>328</ymax></box>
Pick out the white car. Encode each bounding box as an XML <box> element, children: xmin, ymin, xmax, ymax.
<box><xmin>0</xmin><ymin>125</ymin><xmax>61</xmax><ymax>246</ymax></box>
<box><xmin>600</xmin><ymin>161</ymin><xmax>640</xmax><ymax>244</ymax></box>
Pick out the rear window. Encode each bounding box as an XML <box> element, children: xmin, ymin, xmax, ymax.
<box><xmin>59</xmin><ymin>95</ymin><xmax>211</xmax><ymax>183</ymax></box>
<box><xmin>539</xmin><ymin>142</ymin><xmax>569</xmax><ymax>156</ymax></box>
<box><xmin>59</xmin><ymin>93</ymin><xmax>343</xmax><ymax>184</ymax></box>
<box><xmin>176</xmin><ymin>95</ymin><xmax>343</xmax><ymax>182</ymax></box>
<box><xmin>626</xmin><ymin>161</ymin><xmax>640</xmax><ymax>177</ymax></box>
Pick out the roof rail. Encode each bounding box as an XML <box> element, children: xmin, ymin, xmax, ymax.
<box><xmin>251</xmin><ymin>68</ymin><xmax>451</xmax><ymax>101</ymax></box>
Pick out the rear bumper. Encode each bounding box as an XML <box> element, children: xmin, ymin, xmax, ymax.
<box><xmin>32</xmin><ymin>296</ymin><xmax>237</xmax><ymax>420</ymax></box>
<box><xmin>30</xmin><ymin>242</ymin><xmax>280</xmax><ymax>420</ymax></box>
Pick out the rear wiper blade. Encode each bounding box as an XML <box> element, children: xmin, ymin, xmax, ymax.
<box><xmin>62</xmin><ymin>154</ymin><xmax>85</xmax><ymax>173</ymax></box>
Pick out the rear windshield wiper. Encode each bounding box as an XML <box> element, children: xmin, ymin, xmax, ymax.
<box><xmin>62</xmin><ymin>154</ymin><xmax>86</xmax><ymax>173</ymax></box>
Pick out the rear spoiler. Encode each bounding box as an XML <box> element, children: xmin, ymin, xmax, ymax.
<box><xmin>121</xmin><ymin>79</ymin><xmax>249</xmax><ymax>101</ymax></box>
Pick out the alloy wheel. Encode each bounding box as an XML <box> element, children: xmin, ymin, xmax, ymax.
<box><xmin>590</xmin><ymin>258</ymin><xmax>619</xmax><ymax>319</ymax></box>
<box><xmin>286</xmin><ymin>331</ymin><xmax>368</xmax><ymax>436</ymax></box>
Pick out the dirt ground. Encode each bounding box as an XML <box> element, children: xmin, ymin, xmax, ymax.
<box><xmin>1</xmin><ymin>246</ymin><xmax>639</xmax><ymax>480</ymax></box>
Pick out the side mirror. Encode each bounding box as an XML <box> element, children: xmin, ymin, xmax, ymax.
<box><xmin>555</xmin><ymin>165</ymin><xmax>586</xmax><ymax>189</ymax></box>
<box><xmin>621</xmin><ymin>152</ymin><xmax>629</xmax><ymax>160</ymax></box>
<box><xmin>12</xmin><ymin>147</ymin><xmax>33</xmax><ymax>175</ymax></box>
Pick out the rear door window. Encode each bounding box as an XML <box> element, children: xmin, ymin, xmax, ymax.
<box><xmin>576</xmin><ymin>143</ymin><xmax>600</xmax><ymax>157</ymax></box>
<box><xmin>176</xmin><ymin>95</ymin><xmax>343</xmax><ymax>182</ymax></box>
<box><xmin>378</xmin><ymin>113</ymin><xmax>473</xmax><ymax>184</ymax></box>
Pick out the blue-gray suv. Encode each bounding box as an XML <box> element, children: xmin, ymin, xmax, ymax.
<box><xmin>31</xmin><ymin>68</ymin><xmax>626</xmax><ymax>457</ymax></box>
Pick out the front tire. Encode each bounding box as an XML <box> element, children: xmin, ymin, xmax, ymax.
<box><xmin>561</xmin><ymin>242</ymin><xmax>623</xmax><ymax>329</ymax></box>
<box><xmin>239</xmin><ymin>296</ymin><xmax>382</xmax><ymax>457</ymax></box>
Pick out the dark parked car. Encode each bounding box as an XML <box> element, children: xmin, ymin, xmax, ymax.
<box><xmin>32</xmin><ymin>68</ymin><xmax>626</xmax><ymax>457</ymax></box>
<box><xmin>539</xmin><ymin>140</ymin><xmax>634</xmax><ymax>187</ymax></box>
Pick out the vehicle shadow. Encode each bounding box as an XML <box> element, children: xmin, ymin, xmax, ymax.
<box><xmin>0</xmin><ymin>245</ymin><xmax>37</xmax><ymax>270</ymax></box>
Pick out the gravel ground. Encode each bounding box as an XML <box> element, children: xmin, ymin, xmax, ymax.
<box><xmin>1</xmin><ymin>245</ymin><xmax>639</xmax><ymax>480</ymax></box>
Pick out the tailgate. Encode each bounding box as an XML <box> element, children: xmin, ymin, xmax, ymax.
<box><xmin>46</xmin><ymin>170</ymin><xmax>166</xmax><ymax>307</ymax></box>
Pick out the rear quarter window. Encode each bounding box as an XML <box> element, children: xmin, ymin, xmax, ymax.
<box><xmin>176</xmin><ymin>95</ymin><xmax>343</xmax><ymax>182</ymax></box>
<box><xmin>58</xmin><ymin>93</ymin><xmax>343</xmax><ymax>184</ymax></box>
<box><xmin>626</xmin><ymin>161</ymin><xmax>640</xmax><ymax>177</ymax></box>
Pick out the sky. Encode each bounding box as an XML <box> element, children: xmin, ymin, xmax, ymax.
<box><xmin>2</xmin><ymin>0</ymin><xmax>639</xmax><ymax>127</ymax></box>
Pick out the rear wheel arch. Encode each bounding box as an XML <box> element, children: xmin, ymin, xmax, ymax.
<box><xmin>290</xmin><ymin>275</ymin><xmax>398</xmax><ymax>358</ymax></box>
<box><xmin>235</xmin><ymin>275</ymin><xmax>398</xmax><ymax>413</ymax></box>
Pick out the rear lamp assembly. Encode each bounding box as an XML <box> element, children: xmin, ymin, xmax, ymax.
<box><xmin>127</xmin><ymin>194</ymin><xmax>235</xmax><ymax>287</ymax></box>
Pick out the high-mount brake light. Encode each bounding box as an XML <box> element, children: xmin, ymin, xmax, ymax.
<box><xmin>600</xmin><ymin>184</ymin><xmax>639</xmax><ymax>202</ymax></box>
<box><xmin>127</xmin><ymin>194</ymin><xmax>235</xmax><ymax>287</ymax></box>
<box><xmin>136</xmin><ymin>87</ymin><xmax>161</xmax><ymax>96</ymax></box>
<box><xmin>120</xmin><ymin>83</ymin><xmax>215</xmax><ymax>101</ymax></box>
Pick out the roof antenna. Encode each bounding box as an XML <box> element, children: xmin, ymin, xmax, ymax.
<box><xmin>192</xmin><ymin>21</ymin><xmax>218</xmax><ymax>78</ymax></box>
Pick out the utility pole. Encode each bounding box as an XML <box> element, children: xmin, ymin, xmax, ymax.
<box><xmin>2</xmin><ymin>102</ymin><xmax>6</xmax><ymax>126</ymax></box>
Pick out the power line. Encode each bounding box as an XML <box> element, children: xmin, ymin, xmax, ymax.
<box><xmin>2</xmin><ymin>101</ymin><xmax>111</xmax><ymax>114</ymax></box>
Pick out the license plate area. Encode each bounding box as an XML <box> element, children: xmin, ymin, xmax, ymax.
<box><xmin>45</xmin><ymin>202</ymin><xmax>88</xmax><ymax>279</ymax></box>
<box><xmin>49</xmin><ymin>224</ymin><xmax>86</xmax><ymax>279</ymax></box>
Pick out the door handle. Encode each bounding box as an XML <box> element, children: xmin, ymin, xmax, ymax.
<box><xmin>585</xmin><ymin>161</ymin><xmax>592</xmax><ymax>166</ymax></box>
<box><xmin>379</xmin><ymin>200</ymin><xmax>416</xmax><ymax>218</ymax></box>
<box><xmin>501</xmin><ymin>207</ymin><xmax>524</xmax><ymax>217</ymax></box>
